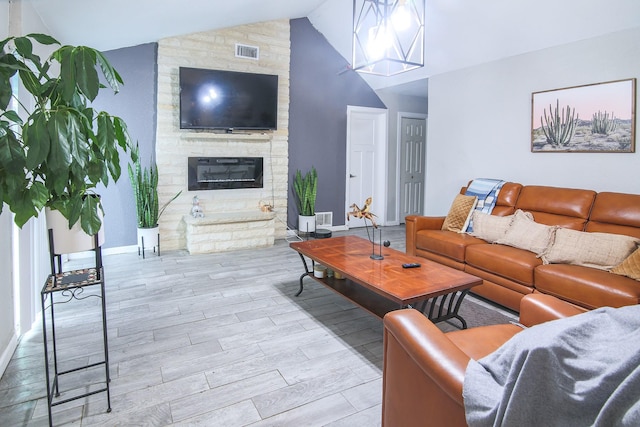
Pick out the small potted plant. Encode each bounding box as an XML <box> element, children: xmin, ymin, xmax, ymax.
<box><xmin>0</xmin><ymin>33</ymin><xmax>134</xmax><ymax>247</ymax></box>
<box><xmin>293</xmin><ymin>167</ymin><xmax>318</xmax><ymax>235</ymax></box>
<box><xmin>128</xmin><ymin>144</ymin><xmax>180</xmax><ymax>254</ymax></box>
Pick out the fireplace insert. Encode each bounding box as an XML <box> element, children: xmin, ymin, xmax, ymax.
<box><xmin>188</xmin><ymin>157</ymin><xmax>263</xmax><ymax>190</ymax></box>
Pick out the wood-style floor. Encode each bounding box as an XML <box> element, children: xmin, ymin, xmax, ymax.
<box><xmin>0</xmin><ymin>225</ymin><xmax>510</xmax><ymax>426</ymax></box>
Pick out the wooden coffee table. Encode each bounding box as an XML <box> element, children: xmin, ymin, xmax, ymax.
<box><xmin>290</xmin><ymin>235</ymin><xmax>482</xmax><ymax>328</ymax></box>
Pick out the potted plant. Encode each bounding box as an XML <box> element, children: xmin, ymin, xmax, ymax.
<box><xmin>128</xmin><ymin>144</ymin><xmax>181</xmax><ymax>253</ymax></box>
<box><xmin>293</xmin><ymin>167</ymin><xmax>317</xmax><ymax>234</ymax></box>
<box><xmin>0</xmin><ymin>33</ymin><xmax>134</xmax><ymax>242</ymax></box>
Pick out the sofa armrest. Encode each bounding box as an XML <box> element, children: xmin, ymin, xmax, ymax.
<box><xmin>383</xmin><ymin>309</ymin><xmax>469</xmax><ymax>426</ymax></box>
<box><xmin>405</xmin><ymin>215</ymin><xmax>446</xmax><ymax>256</ymax></box>
<box><xmin>518</xmin><ymin>293</ymin><xmax>587</xmax><ymax>327</ymax></box>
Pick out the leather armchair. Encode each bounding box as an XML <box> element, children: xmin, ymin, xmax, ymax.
<box><xmin>381</xmin><ymin>294</ymin><xmax>586</xmax><ymax>427</ymax></box>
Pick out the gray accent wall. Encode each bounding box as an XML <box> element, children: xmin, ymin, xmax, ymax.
<box><xmin>93</xmin><ymin>43</ymin><xmax>158</xmax><ymax>248</ymax></box>
<box><xmin>288</xmin><ymin>18</ymin><xmax>386</xmax><ymax>229</ymax></box>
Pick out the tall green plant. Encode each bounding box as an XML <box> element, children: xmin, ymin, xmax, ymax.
<box><xmin>128</xmin><ymin>144</ymin><xmax>180</xmax><ymax>228</ymax></box>
<box><xmin>293</xmin><ymin>167</ymin><xmax>318</xmax><ymax>216</ymax></box>
<box><xmin>0</xmin><ymin>33</ymin><xmax>133</xmax><ymax>235</ymax></box>
<box><xmin>591</xmin><ymin>110</ymin><xmax>617</xmax><ymax>135</ymax></box>
<box><xmin>540</xmin><ymin>99</ymin><xmax>578</xmax><ymax>147</ymax></box>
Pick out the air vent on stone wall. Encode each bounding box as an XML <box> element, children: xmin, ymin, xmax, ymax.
<box><xmin>235</xmin><ymin>43</ymin><xmax>259</xmax><ymax>60</ymax></box>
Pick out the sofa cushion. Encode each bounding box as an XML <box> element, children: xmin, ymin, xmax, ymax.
<box><xmin>496</xmin><ymin>210</ymin><xmax>557</xmax><ymax>256</ymax></box>
<box><xmin>469</xmin><ymin>212</ymin><xmax>512</xmax><ymax>243</ymax></box>
<box><xmin>612</xmin><ymin>247</ymin><xmax>640</xmax><ymax>281</ymax></box>
<box><xmin>442</xmin><ymin>194</ymin><xmax>477</xmax><ymax>232</ymax></box>
<box><xmin>541</xmin><ymin>228</ymin><xmax>639</xmax><ymax>270</ymax></box>
<box><xmin>470</xmin><ymin>211</ymin><xmax>534</xmax><ymax>243</ymax></box>
<box><xmin>466</xmin><ymin>244</ymin><xmax>542</xmax><ymax>286</ymax></box>
<box><xmin>416</xmin><ymin>230</ymin><xmax>485</xmax><ymax>263</ymax></box>
<box><xmin>535</xmin><ymin>264</ymin><xmax>640</xmax><ymax>309</ymax></box>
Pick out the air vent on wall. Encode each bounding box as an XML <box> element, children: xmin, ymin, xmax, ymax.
<box><xmin>235</xmin><ymin>43</ymin><xmax>259</xmax><ymax>60</ymax></box>
<box><xmin>315</xmin><ymin>212</ymin><xmax>333</xmax><ymax>228</ymax></box>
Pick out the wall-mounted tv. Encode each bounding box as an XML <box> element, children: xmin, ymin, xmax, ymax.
<box><xmin>179</xmin><ymin>67</ymin><xmax>278</xmax><ymax>131</ymax></box>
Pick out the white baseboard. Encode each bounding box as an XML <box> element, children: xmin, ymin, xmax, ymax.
<box><xmin>103</xmin><ymin>245</ymin><xmax>138</xmax><ymax>255</ymax></box>
<box><xmin>0</xmin><ymin>333</ymin><xmax>18</xmax><ymax>379</ymax></box>
<box><xmin>67</xmin><ymin>244</ymin><xmax>138</xmax><ymax>260</ymax></box>
<box><xmin>286</xmin><ymin>225</ymin><xmax>347</xmax><ymax>235</ymax></box>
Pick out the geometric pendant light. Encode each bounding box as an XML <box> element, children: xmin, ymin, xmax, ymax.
<box><xmin>352</xmin><ymin>0</ymin><xmax>425</xmax><ymax>76</ymax></box>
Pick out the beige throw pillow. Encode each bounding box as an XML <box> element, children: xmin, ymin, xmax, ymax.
<box><xmin>542</xmin><ymin>228</ymin><xmax>639</xmax><ymax>270</ymax></box>
<box><xmin>470</xmin><ymin>210</ymin><xmax>534</xmax><ymax>243</ymax></box>
<box><xmin>496</xmin><ymin>210</ymin><xmax>556</xmax><ymax>255</ymax></box>
<box><xmin>612</xmin><ymin>247</ymin><xmax>640</xmax><ymax>281</ymax></box>
<box><xmin>442</xmin><ymin>194</ymin><xmax>478</xmax><ymax>233</ymax></box>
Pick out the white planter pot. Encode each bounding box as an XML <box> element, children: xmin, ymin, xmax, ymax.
<box><xmin>45</xmin><ymin>208</ymin><xmax>105</xmax><ymax>254</ymax></box>
<box><xmin>137</xmin><ymin>226</ymin><xmax>159</xmax><ymax>250</ymax></box>
<box><xmin>298</xmin><ymin>214</ymin><xmax>316</xmax><ymax>234</ymax></box>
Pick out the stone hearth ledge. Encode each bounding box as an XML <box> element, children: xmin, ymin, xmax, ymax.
<box><xmin>183</xmin><ymin>211</ymin><xmax>276</xmax><ymax>254</ymax></box>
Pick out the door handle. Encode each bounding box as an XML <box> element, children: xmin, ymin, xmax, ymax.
<box><xmin>350</xmin><ymin>174</ymin><xmax>356</xmax><ymax>178</ymax></box>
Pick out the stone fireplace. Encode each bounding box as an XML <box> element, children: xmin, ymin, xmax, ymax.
<box><xmin>155</xmin><ymin>20</ymin><xmax>290</xmax><ymax>252</ymax></box>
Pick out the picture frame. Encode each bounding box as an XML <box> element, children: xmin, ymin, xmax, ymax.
<box><xmin>531</xmin><ymin>78</ymin><xmax>636</xmax><ymax>153</ymax></box>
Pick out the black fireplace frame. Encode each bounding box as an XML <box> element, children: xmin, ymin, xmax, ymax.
<box><xmin>188</xmin><ymin>157</ymin><xmax>264</xmax><ymax>190</ymax></box>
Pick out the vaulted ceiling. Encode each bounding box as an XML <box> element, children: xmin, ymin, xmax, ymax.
<box><xmin>24</xmin><ymin>0</ymin><xmax>640</xmax><ymax>96</ymax></box>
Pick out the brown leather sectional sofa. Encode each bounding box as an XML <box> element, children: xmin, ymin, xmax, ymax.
<box><xmin>406</xmin><ymin>183</ymin><xmax>640</xmax><ymax>312</ymax></box>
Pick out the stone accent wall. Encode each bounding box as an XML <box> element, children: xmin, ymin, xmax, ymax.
<box><xmin>156</xmin><ymin>20</ymin><xmax>290</xmax><ymax>251</ymax></box>
<box><xmin>183</xmin><ymin>211</ymin><xmax>276</xmax><ymax>254</ymax></box>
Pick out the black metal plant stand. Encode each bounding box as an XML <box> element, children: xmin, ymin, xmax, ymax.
<box><xmin>41</xmin><ymin>232</ymin><xmax>111</xmax><ymax>427</ymax></box>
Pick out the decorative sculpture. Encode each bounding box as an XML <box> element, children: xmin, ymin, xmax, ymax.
<box><xmin>348</xmin><ymin>197</ymin><xmax>384</xmax><ymax>260</ymax></box>
<box><xmin>347</xmin><ymin>197</ymin><xmax>378</xmax><ymax>228</ymax></box>
<box><xmin>191</xmin><ymin>196</ymin><xmax>204</xmax><ymax>218</ymax></box>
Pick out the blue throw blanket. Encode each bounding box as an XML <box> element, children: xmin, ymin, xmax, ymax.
<box><xmin>463</xmin><ymin>305</ymin><xmax>640</xmax><ymax>427</ymax></box>
<box><xmin>464</xmin><ymin>178</ymin><xmax>506</xmax><ymax>232</ymax></box>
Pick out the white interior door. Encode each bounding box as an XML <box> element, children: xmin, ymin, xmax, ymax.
<box><xmin>399</xmin><ymin>116</ymin><xmax>427</xmax><ymax>222</ymax></box>
<box><xmin>346</xmin><ymin>106</ymin><xmax>388</xmax><ymax>228</ymax></box>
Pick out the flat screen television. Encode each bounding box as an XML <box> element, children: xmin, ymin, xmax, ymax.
<box><xmin>179</xmin><ymin>67</ymin><xmax>278</xmax><ymax>131</ymax></box>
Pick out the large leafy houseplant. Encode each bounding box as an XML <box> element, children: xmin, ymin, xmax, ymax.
<box><xmin>293</xmin><ymin>167</ymin><xmax>318</xmax><ymax>216</ymax></box>
<box><xmin>0</xmin><ymin>33</ymin><xmax>133</xmax><ymax>235</ymax></box>
<box><xmin>128</xmin><ymin>144</ymin><xmax>180</xmax><ymax>229</ymax></box>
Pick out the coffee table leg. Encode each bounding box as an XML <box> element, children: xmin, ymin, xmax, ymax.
<box><xmin>295</xmin><ymin>253</ymin><xmax>313</xmax><ymax>297</ymax></box>
<box><xmin>416</xmin><ymin>289</ymin><xmax>470</xmax><ymax>329</ymax></box>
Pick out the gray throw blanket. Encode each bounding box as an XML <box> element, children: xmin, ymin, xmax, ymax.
<box><xmin>463</xmin><ymin>305</ymin><xmax>640</xmax><ymax>426</ymax></box>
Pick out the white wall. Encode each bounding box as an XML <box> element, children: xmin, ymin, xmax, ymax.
<box><xmin>0</xmin><ymin>0</ymin><xmax>12</xmax><ymax>370</ymax></box>
<box><xmin>0</xmin><ymin>0</ymin><xmax>16</xmax><ymax>381</ymax></box>
<box><xmin>0</xmin><ymin>0</ymin><xmax>52</xmax><ymax>377</ymax></box>
<box><xmin>0</xmin><ymin>207</ymin><xmax>16</xmax><ymax>376</ymax></box>
<box><xmin>425</xmin><ymin>27</ymin><xmax>640</xmax><ymax>215</ymax></box>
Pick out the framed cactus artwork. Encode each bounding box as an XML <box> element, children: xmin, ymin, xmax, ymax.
<box><xmin>531</xmin><ymin>78</ymin><xmax>636</xmax><ymax>153</ymax></box>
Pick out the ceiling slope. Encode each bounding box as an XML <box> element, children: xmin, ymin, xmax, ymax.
<box><xmin>23</xmin><ymin>0</ymin><xmax>640</xmax><ymax>94</ymax></box>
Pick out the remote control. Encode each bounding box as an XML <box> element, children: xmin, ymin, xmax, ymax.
<box><xmin>402</xmin><ymin>263</ymin><xmax>421</xmax><ymax>268</ymax></box>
